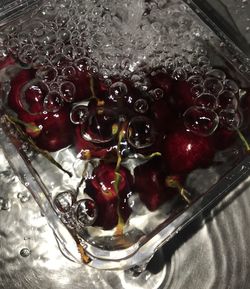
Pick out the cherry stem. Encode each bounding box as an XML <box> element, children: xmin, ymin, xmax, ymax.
<box><xmin>114</xmin><ymin>124</ymin><xmax>127</xmax><ymax>236</ymax></box>
<box><xmin>90</xmin><ymin>77</ymin><xmax>96</xmax><ymax>99</ymax></box>
<box><xmin>165</xmin><ymin>176</ymin><xmax>191</xmax><ymax>204</ymax></box>
<box><xmin>6</xmin><ymin>115</ymin><xmax>73</xmax><ymax>178</ymax></box>
<box><xmin>237</xmin><ymin>129</ymin><xmax>250</xmax><ymax>152</ymax></box>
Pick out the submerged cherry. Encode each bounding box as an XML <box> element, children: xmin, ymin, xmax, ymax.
<box><xmin>162</xmin><ymin>127</ymin><xmax>215</xmax><ymax>174</ymax></box>
<box><xmin>134</xmin><ymin>157</ymin><xmax>176</xmax><ymax>211</ymax></box>
<box><xmin>85</xmin><ymin>163</ymin><xmax>132</xmax><ymax>230</ymax></box>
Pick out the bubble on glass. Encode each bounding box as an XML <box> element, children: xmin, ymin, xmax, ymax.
<box><xmin>54</xmin><ymin>191</ymin><xmax>75</xmax><ymax>214</ymax></box>
<box><xmin>70</xmin><ymin>105</ymin><xmax>89</xmax><ymax>124</ymax></box>
<box><xmin>62</xmin><ymin>45</ymin><xmax>75</xmax><ymax>60</ymax></box>
<box><xmin>62</xmin><ymin>65</ymin><xmax>77</xmax><ymax>77</ymax></box>
<box><xmin>127</xmin><ymin>116</ymin><xmax>155</xmax><ymax>149</ymax></box>
<box><xmin>20</xmin><ymin>248</ymin><xmax>30</xmax><ymax>258</ymax></box>
<box><xmin>73</xmin><ymin>199</ymin><xmax>97</xmax><ymax>227</ymax></box>
<box><xmin>183</xmin><ymin>106</ymin><xmax>219</xmax><ymax>136</ymax></box>
<box><xmin>188</xmin><ymin>75</ymin><xmax>203</xmax><ymax>86</ymax></box>
<box><xmin>206</xmin><ymin>69</ymin><xmax>226</xmax><ymax>80</ymax></box>
<box><xmin>219</xmin><ymin>109</ymin><xmax>242</xmax><ymax>130</ymax></box>
<box><xmin>36</xmin><ymin>66</ymin><xmax>58</xmax><ymax>83</ymax></box>
<box><xmin>191</xmin><ymin>84</ymin><xmax>204</xmax><ymax>98</ymax></box>
<box><xmin>172</xmin><ymin>67</ymin><xmax>187</xmax><ymax>80</ymax></box>
<box><xmin>57</xmin><ymin>28</ymin><xmax>71</xmax><ymax>43</ymax></box>
<box><xmin>43</xmin><ymin>91</ymin><xmax>64</xmax><ymax>113</ymax></box>
<box><xmin>194</xmin><ymin>93</ymin><xmax>217</xmax><ymax>109</ymax></box>
<box><xmin>51</xmin><ymin>53</ymin><xmax>70</xmax><ymax>70</ymax></box>
<box><xmin>134</xmin><ymin>99</ymin><xmax>149</xmax><ymax>114</ymax></box>
<box><xmin>203</xmin><ymin>77</ymin><xmax>223</xmax><ymax>95</ymax></box>
<box><xmin>60</xmin><ymin>81</ymin><xmax>76</xmax><ymax>102</ymax></box>
<box><xmin>73</xmin><ymin>47</ymin><xmax>86</xmax><ymax>59</ymax></box>
<box><xmin>217</xmin><ymin>90</ymin><xmax>238</xmax><ymax>111</ymax></box>
<box><xmin>109</xmin><ymin>82</ymin><xmax>128</xmax><ymax>99</ymax></box>
<box><xmin>223</xmin><ymin>79</ymin><xmax>239</xmax><ymax>94</ymax></box>
<box><xmin>18</xmin><ymin>44</ymin><xmax>36</xmax><ymax>64</ymax></box>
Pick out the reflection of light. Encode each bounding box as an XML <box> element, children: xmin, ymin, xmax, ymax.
<box><xmin>187</xmin><ymin>144</ymin><xmax>192</xmax><ymax>151</ymax></box>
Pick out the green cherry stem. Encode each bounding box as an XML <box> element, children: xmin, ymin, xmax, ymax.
<box><xmin>237</xmin><ymin>129</ymin><xmax>250</xmax><ymax>152</ymax></box>
<box><xmin>6</xmin><ymin>115</ymin><xmax>72</xmax><ymax>177</ymax></box>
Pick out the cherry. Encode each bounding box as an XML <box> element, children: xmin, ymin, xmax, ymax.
<box><xmin>20</xmin><ymin>107</ymin><xmax>73</xmax><ymax>152</ymax></box>
<box><xmin>212</xmin><ymin>128</ymin><xmax>237</xmax><ymax>150</ymax></box>
<box><xmin>171</xmin><ymin>80</ymin><xmax>195</xmax><ymax>112</ymax></box>
<box><xmin>150</xmin><ymin>98</ymin><xmax>178</xmax><ymax>133</ymax></box>
<box><xmin>134</xmin><ymin>157</ymin><xmax>176</xmax><ymax>211</ymax></box>
<box><xmin>162</xmin><ymin>127</ymin><xmax>215</xmax><ymax>174</ymax></box>
<box><xmin>85</xmin><ymin>163</ymin><xmax>133</xmax><ymax>230</ymax></box>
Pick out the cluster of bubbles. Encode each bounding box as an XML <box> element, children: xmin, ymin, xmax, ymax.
<box><xmin>1</xmin><ymin>0</ymin><xmax>213</xmax><ymax>93</ymax></box>
<box><xmin>53</xmin><ymin>190</ymin><xmax>97</xmax><ymax>229</ymax></box>
<box><xmin>183</xmin><ymin>68</ymin><xmax>242</xmax><ymax>136</ymax></box>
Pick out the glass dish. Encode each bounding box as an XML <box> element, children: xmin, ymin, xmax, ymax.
<box><xmin>0</xmin><ymin>0</ymin><xmax>250</xmax><ymax>270</ymax></box>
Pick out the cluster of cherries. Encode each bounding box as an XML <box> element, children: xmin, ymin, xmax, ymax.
<box><xmin>1</xmin><ymin>53</ymin><xmax>247</xmax><ymax>231</ymax></box>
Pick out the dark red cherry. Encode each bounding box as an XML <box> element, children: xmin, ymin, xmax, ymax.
<box><xmin>171</xmin><ymin>80</ymin><xmax>195</xmax><ymax>112</ymax></box>
<box><xmin>20</xmin><ymin>107</ymin><xmax>73</xmax><ymax>152</ymax></box>
<box><xmin>85</xmin><ymin>163</ymin><xmax>133</xmax><ymax>230</ymax></box>
<box><xmin>212</xmin><ymin>128</ymin><xmax>237</xmax><ymax>150</ymax></box>
<box><xmin>162</xmin><ymin>128</ymin><xmax>215</xmax><ymax>174</ymax></box>
<box><xmin>150</xmin><ymin>99</ymin><xmax>178</xmax><ymax>133</ymax></box>
<box><xmin>134</xmin><ymin>157</ymin><xmax>176</xmax><ymax>211</ymax></box>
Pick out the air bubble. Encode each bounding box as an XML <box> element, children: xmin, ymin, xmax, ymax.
<box><xmin>36</xmin><ymin>66</ymin><xmax>58</xmax><ymax>83</ymax></box>
<box><xmin>51</xmin><ymin>53</ymin><xmax>70</xmax><ymax>70</ymax></box>
<box><xmin>204</xmin><ymin>77</ymin><xmax>223</xmax><ymax>95</ymax></box>
<box><xmin>172</xmin><ymin>67</ymin><xmax>187</xmax><ymax>80</ymax></box>
<box><xmin>206</xmin><ymin>69</ymin><xmax>226</xmax><ymax>80</ymax></box>
<box><xmin>109</xmin><ymin>82</ymin><xmax>128</xmax><ymax>99</ymax></box>
<box><xmin>62</xmin><ymin>65</ymin><xmax>77</xmax><ymax>77</ymax></box>
<box><xmin>188</xmin><ymin>75</ymin><xmax>203</xmax><ymax>86</ymax></box>
<box><xmin>70</xmin><ymin>105</ymin><xmax>89</xmax><ymax>124</ymax></box>
<box><xmin>127</xmin><ymin>116</ymin><xmax>155</xmax><ymax>149</ymax></box>
<box><xmin>42</xmin><ymin>30</ymin><xmax>57</xmax><ymax>45</ymax></box>
<box><xmin>44</xmin><ymin>91</ymin><xmax>64</xmax><ymax>113</ymax></box>
<box><xmin>62</xmin><ymin>45</ymin><xmax>74</xmax><ymax>59</ymax></box>
<box><xmin>54</xmin><ymin>191</ymin><xmax>75</xmax><ymax>213</ymax></box>
<box><xmin>183</xmin><ymin>106</ymin><xmax>219</xmax><ymax>136</ymax></box>
<box><xmin>20</xmin><ymin>248</ymin><xmax>30</xmax><ymax>257</ymax></box>
<box><xmin>217</xmin><ymin>90</ymin><xmax>238</xmax><ymax>110</ymax></box>
<box><xmin>73</xmin><ymin>199</ymin><xmax>97</xmax><ymax>227</ymax></box>
<box><xmin>219</xmin><ymin>109</ymin><xmax>242</xmax><ymax>130</ymax></box>
<box><xmin>60</xmin><ymin>81</ymin><xmax>76</xmax><ymax>102</ymax></box>
<box><xmin>18</xmin><ymin>44</ymin><xmax>36</xmax><ymax>64</ymax></box>
<box><xmin>191</xmin><ymin>85</ymin><xmax>204</xmax><ymax>98</ymax></box>
<box><xmin>223</xmin><ymin>79</ymin><xmax>239</xmax><ymax>94</ymax></box>
<box><xmin>194</xmin><ymin>93</ymin><xmax>217</xmax><ymax>109</ymax></box>
<box><xmin>134</xmin><ymin>99</ymin><xmax>149</xmax><ymax>114</ymax></box>
<box><xmin>57</xmin><ymin>28</ymin><xmax>71</xmax><ymax>43</ymax></box>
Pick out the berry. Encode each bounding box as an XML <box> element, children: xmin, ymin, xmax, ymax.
<box><xmin>85</xmin><ymin>163</ymin><xmax>132</xmax><ymax>230</ymax></box>
<box><xmin>134</xmin><ymin>157</ymin><xmax>176</xmax><ymax>211</ymax></box>
<box><xmin>171</xmin><ymin>80</ymin><xmax>195</xmax><ymax>112</ymax></box>
<box><xmin>162</xmin><ymin>128</ymin><xmax>215</xmax><ymax>174</ymax></box>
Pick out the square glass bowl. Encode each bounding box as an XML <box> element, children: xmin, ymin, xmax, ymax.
<box><xmin>0</xmin><ymin>0</ymin><xmax>250</xmax><ymax>270</ymax></box>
